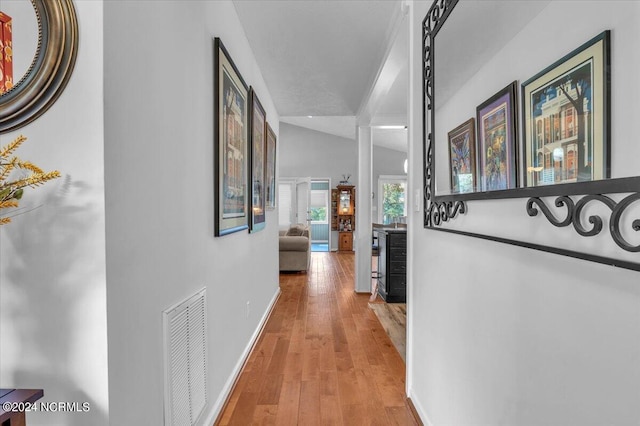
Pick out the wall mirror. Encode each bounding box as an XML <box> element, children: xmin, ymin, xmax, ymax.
<box><xmin>423</xmin><ymin>0</ymin><xmax>640</xmax><ymax>271</ymax></box>
<box><xmin>0</xmin><ymin>0</ymin><xmax>78</xmax><ymax>133</ymax></box>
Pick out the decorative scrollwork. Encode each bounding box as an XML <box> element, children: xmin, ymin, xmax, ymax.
<box><xmin>526</xmin><ymin>196</ymin><xmax>574</xmax><ymax>227</ymax></box>
<box><xmin>527</xmin><ymin>194</ymin><xmax>640</xmax><ymax>253</ymax></box>
<box><xmin>428</xmin><ymin>200</ymin><xmax>466</xmax><ymax>227</ymax></box>
<box><xmin>423</xmin><ymin>0</ymin><xmax>465</xmax><ymax>229</ymax></box>
<box><xmin>423</xmin><ymin>0</ymin><xmax>456</xmax><ymax>36</ymax></box>
<box><xmin>610</xmin><ymin>193</ymin><xmax>640</xmax><ymax>252</ymax></box>
<box><xmin>573</xmin><ymin>195</ymin><xmax>616</xmax><ymax>236</ymax></box>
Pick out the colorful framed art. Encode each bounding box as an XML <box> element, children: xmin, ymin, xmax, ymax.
<box><xmin>522</xmin><ymin>31</ymin><xmax>610</xmax><ymax>187</ymax></box>
<box><xmin>265</xmin><ymin>124</ymin><xmax>277</xmax><ymax>210</ymax></box>
<box><xmin>249</xmin><ymin>88</ymin><xmax>266</xmax><ymax>233</ymax></box>
<box><xmin>214</xmin><ymin>37</ymin><xmax>249</xmax><ymax>236</ymax></box>
<box><xmin>447</xmin><ymin>118</ymin><xmax>476</xmax><ymax>194</ymax></box>
<box><xmin>476</xmin><ymin>81</ymin><xmax>518</xmax><ymax>191</ymax></box>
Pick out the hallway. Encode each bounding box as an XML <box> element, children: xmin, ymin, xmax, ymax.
<box><xmin>217</xmin><ymin>252</ymin><xmax>417</xmax><ymax>425</ymax></box>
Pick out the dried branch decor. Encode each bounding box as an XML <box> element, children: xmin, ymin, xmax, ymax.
<box><xmin>0</xmin><ymin>135</ymin><xmax>60</xmax><ymax>225</ymax></box>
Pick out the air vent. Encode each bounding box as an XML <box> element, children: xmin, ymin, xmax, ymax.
<box><xmin>163</xmin><ymin>288</ymin><xmax>207</xmax><ymax>426</ymax></box>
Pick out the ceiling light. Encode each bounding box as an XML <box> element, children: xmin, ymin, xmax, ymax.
<box><xmin>374</xmin><ymin>125</ymin><xmax>406</xmax><ymax>130</ymax></box>
<box><xmin>307</xmin><ymin>115</ymin><xmax>313</xmax><ymax>118</ymax></box>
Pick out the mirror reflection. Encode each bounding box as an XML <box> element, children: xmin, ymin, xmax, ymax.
<box><xmin>0</xmin><ymin>0</ymin><xmax>38</xmax><ymax>96</ymax></box>
<box><xmin>433</xmin><ymin>0</ymin><xmax>550</xmax><ymax>196</ymax></box>
<box><xmin>430</xmin><ymin>0</ymin><xmax>640</xmax><ymax>197</ymax></box>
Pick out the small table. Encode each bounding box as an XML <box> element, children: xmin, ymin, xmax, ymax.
<box><xmin>0</xmin><ymin>388</ymin><xmax>44</xmax><ymax>426</ymax></box>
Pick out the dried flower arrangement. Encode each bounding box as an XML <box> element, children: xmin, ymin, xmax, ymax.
<box><xmin>0</xmin><ymin>135</ymin><xmax>61</xmax><ymax>225</ymax></box>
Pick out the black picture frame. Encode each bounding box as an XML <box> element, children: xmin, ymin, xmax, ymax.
<box><xmin>476</xmin><ymin>81</ymin><xmax>518</xmax><ymax>191</ymax></box>
<box><xmin>522</xmin><ymin>31</ymin><xmax>610</xmax><ymax>187</ymax></box>
<box><xmin>265</xmin><ymin>123</ymin><xmax>277</xmax><ymax>210</ymax></box>
<box><xmin>249</xmin><ymin>88</ymin><xmax>266</xmax><ymax>233</ymax></box>
<box><xmin>447</xmin><ymin>118</ymin><xmax>476</xmax><ymax>194</ymax></box>
<box><xmin>214</xmin><ymin>38</ymin><xmax>249</xmax><ymax>236</ymax></box>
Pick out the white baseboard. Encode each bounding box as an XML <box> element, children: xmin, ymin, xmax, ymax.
<box><xmin>407</xmin><ymin>388</ymin><xmax>434</xmax><ymax>426</ymax></box>
<box><xmin>201</xmin><ymin>287</ymin><xmax>281</xmax><ymax>426</ymax></box>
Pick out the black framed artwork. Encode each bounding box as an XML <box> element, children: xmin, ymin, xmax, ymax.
<box><xmin>476</xmin><ymin>81</ymin><xmax>518</xmax><ymax>191</ymax></box>
<box><xmin>265</xmin><ymin>123</ymin><xmax>277</xmax><ymax>210</ymax></box>
<box><xmin>522</xmin><ymin>31</ymin><xmax>610</xmax><ymax>187</ymax></box>
<box><xmin>249</xmin><ymin>88</ymin><xmax>266</xmax><ymax>233</ymax></box>
<box><xmin>447</xmin><ymin>118</ymin><xmax>476</xmax><ymax>194</ymax></box>
<box><xmin>214</xmin><ymin>37</ymin><xmax>249</xmax><ymax>236</ymax></box>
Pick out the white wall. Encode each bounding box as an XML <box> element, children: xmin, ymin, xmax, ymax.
<box><xmin>373</xmin><ymin>145</ymin><xmax>406</xmax><ymax>189</ymax></box>
<box><xmin>103</xmin><ymin>1</ymin><xmax>279</xmax><ymax>424</ymax></box>
<box><xmin>0</xmin><ymin>2</ymin><xmax>108</xmax><ymax>425</ymax></box>
<box><xmin>408</xmin><ymin>1</ymin><xmax>640</xmax><ymax>425</ymax></box>
<box><xmin>279</xmin><ymin>122</ymin><xmax>357</xmax><ymax>187</ymax></box>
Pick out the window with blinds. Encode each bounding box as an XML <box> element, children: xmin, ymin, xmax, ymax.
<box><xmin>309</xmin><ymin>190</ymin><xmax>328</xmax><ymax>223</ymax></box>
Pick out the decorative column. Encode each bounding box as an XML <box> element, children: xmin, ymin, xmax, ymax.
<box><xmin>355</xmin><ymin>125</ymin><xmax>373</xmax><ymax>293</ymax></box>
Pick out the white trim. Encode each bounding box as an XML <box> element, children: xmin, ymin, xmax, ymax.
<box><xmin>202</xmin><ymin>287</ymin><xmax>281</xmax><ymax>426</ymax></box>
<box><xmin>407</xmin><ymin>389</ymin><xmax>434</xmax><ymax>426</ymax></box>
<box><xmin>405</xmin><ymin>0</ymin><xmax>418</xmax><ymax>404</ymax></box>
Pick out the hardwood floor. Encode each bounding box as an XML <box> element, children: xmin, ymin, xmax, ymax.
<box><xmin>368</xmin><ymin>302</ymin><xmax>407</xmax><ymax>362</ymax></box>
<box><xmin>216</xmin><ymin>251</ymin><xmax>418</xmax><ymax>425</ymax></box>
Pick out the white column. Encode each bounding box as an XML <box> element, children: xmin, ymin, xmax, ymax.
<box><xmin>355</xmin><ymin>125</ymin><xmax>373</xmax><ymax>293</ymax></box>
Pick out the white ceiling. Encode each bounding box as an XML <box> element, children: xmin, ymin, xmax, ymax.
<box><xmin>233</xmin><ymin>0</ymin><xmax>409</xmax><ymax>152</ymax></box>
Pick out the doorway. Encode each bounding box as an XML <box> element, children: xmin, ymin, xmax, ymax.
<box><xmin>278</xmin><ymin>177</ymin><xmax>311</xmax><ymax>230</ymax></box>
<box><xmin>310</xmin><ymin>179</ymin><xmax>330</xmax><ymax>252</ymax></box>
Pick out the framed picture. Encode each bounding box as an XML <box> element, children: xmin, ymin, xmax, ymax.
<box><xmin>476</xmin><ymin>81</ymin><xmax>518</xmax><ymax>191</ymax></box>
<box><xmin>265</xmin><ymin>123</ymin><xmax>277</xmax><ymax>210</ymax></box>
<box><xmin>214</xmin><ymin>38</ymin><xmax>249</xmax><ymax>236</ymax></box>
<box><xmin>522</xmin><ymin>30</ymin><xmax>610</xmax><ymax>187</ymax></box>
<box><xmin>447</xmin><ymin>118</ymin><xmax>476</xmax><ymax>194</ymax></box>
<box><xmin>249</xmin><ymin>88</ymin><xmax>266</xmax><ymax>233</ymax></box>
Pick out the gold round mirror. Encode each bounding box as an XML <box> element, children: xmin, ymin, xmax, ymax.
<box><xmin>0</xmin><ymin>0</ymin><xmax>78</xmax><ymax>133</ymax></box>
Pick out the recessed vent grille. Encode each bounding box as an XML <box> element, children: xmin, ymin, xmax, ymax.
<box><xmin>163</xmin><ymin>288</ymin><xmax>207</xmax><ymax>426</ymax></box>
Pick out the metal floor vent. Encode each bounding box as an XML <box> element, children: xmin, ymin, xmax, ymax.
<box><xmin>163</xmin><ymin>288</ymin><xmax>207</xmax><ymax>426</ymax></box>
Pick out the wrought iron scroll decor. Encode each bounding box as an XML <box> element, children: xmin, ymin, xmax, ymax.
<box><xmin>527</xmin><ymin>194</ymin><xmax>640</xmax><ymax>252</ymax></box>
<box><xmin>423</xmin><ymin>0</ymin><xmax>463</xmax><ymax>228</ymax></box>
<box><xmin>422</xmin><ymin>0</ymin><xmax>640</xmax><ymax>271</ymax></box>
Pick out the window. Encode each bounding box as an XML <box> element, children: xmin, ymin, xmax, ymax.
<box><xmin>309</xmin><ymin>189</ymin><xmax>328</xmax><ymax>224</ymax></box>
<box><xmin>377</xmin><ymin>176</ymin><xmax>407</xmax><ymax>225</ymax></box>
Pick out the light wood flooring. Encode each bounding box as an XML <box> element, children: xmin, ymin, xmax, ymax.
<box><xmin>216</xmin><ymin>251</ymin><xmax>418</xmax><ymax>425</ymax></box>
<box><xmin>368</xmin><ymin>302</ymin><xmax>407</xmax><ymax>362</ymax></box>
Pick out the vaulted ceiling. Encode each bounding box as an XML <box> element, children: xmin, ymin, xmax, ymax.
<box><xmin>233</xmin><ymin>0</ymin><xmax>408</xmax><ymax>152</ymax></box>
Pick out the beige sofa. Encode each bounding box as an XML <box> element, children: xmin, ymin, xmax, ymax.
<box><xmin>279</xmin><ymin>224</ymin><xmax>311</xmax><ymax>272</ymax></box>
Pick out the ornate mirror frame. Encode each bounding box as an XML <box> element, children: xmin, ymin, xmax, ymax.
<box><xmin>423</xmin><ymin>0</ymin><xmax>640</xmax><ymax>271</ymax></box>
<box><xmin>0</xmin><ymin>0</ymin><xmax>78</xmax><ymax>133</ymax></box>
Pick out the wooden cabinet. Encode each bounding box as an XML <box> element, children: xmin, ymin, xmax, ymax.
<box><xmin>376</xmin><ymin>229</ymin><xmax>406</xmax><ymax>303</ymax></box>
<box><xmin>338</xmin><ymin>231</ymin><xmax>353</xmax><ymax>251</ymax></box>
<box><xmin>332</xmin><ymin>185</ymin><xmax>355</xmax><ymax>251</ymax></box>
<box><xmin>331</xmin><ymin>189</ymin><xmax>339</xmax><ymax>231</ymax></box>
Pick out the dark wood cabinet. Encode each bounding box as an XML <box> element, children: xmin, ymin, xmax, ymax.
<box><xmin>376</xmin><ymin>229</ymin><xmax>406</xmax><ymax>303</ymax></box>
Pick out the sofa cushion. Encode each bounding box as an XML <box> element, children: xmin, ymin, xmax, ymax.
<box><xmin>279</xmin><ymin>236</ymin><xmax>309</xmax><ymax>251</ymax></box>
<box><xmin>286</xmin><ymin>224</ymin><xmax>306</xmax><ymax>236</ymax></box>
